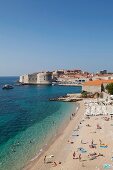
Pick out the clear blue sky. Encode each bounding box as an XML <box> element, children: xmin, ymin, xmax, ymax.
<box><xmin>0</xmin><ymin>0</ymin><xmax>113</xmax><ymax>76</ymax></box>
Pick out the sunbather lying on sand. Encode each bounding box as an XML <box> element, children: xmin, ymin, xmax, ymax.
<box><xmin>100</xmin><ymin>144</ymin><xmax>108</xmax><ymax>148</ymax></box>
<box><xmin>103</xmin><ymin>117</ymin><xmax>110</xmax><ymax>121</ymax></box>
<box><xmin>81</xmin><ymin>140</ymin><xmax>88</xmax><ymax>144</ymax></box>
<box><xmin>97</xmin><ymin>124</ymin><xmax>102</xmax><ymax>129</ymax></box>
<box><xmin>89</xmin><ymin>144</ymin><xmax>96</xmax><ymax>149</ymax></box>
<box><xmin>88</xmin><ymin>152</ymin><xmax>97</xmax><ymax>156</ymax></box>
<box><xmin>90</xmin><ymin>131</ymin><xmax>96</xmax><ymax>133</ymax></box>
<box><xmin>88</xmin><ymin>155</ymin><xmax>97</xmax><ymax>160</ymax></box>
<box><xmin>88</xmin><ymin>152</ymin><xmax>104</xmax><ymax>159</ymax></box>
<box><xmin>86</xmin><ymin>124</ymin><xmax>91</xmax><ymax>127</ymax></box>
<box><xmin>68</xmin><ymin>140</ymin><xmax>74</xmax><ymax>144</ymax></box>
<box><xmin>52</xmin><ymin>162</ymin><xmax>57</xmax><ymax>167</ymax></box>
<box><xmin>98</xmin><ymin>153</ymin><xmax>104</xmax><ymax>157</ymax></box>
<box><xmin>99</xmin><ymin>139</ymin><xmax>107</xmax><ymax>147</ymax></box>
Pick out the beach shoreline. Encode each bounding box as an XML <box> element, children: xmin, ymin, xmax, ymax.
<box><xmin>22</xmin><ymin>97</ymin><xmax>113</xmax><ymax>170</ymax></box>
<box><xmin>23</xmin><ymin>101</ymin><xmax>84</xmax><ymax>170</ymax></box>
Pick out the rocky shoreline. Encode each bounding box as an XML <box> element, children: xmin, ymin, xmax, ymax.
<box><xmin>49</xmin><ymin>93</ymin><xmax>83</xmax><ymax>102</ymax></box>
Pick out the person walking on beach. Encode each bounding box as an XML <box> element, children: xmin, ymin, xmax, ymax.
<box><xmin>52</xmin><ymin>162</ymin><xmax>57</xmax><ymax>167</ymax></box>
<box><xmin>77</xmin><ymin>125</ymin><xmax>80</xmax><ymax>130</ymax></box>
<box><xmin>73</xmin><ymin>151</ymin><xmax>76</xmax><ymax>159</ymax></box>
<box><xmin>79</xmin><ymin>154</ymin><xmax>82</xmax><ymax>161</ymax></box>
<box><xmin>44</xmin><ymin>156</ymin><xmax>46</xmax><ymax>163</ymax></box>
<box><xmin>99</xmin><ymin>139</ymin><xmax>102</xmax><ymax>145</ymax></box>
<box><xmin>81</xmin><ymin>140</ymin><xmax>83</xmax><ymax>144</ymax></box>
<box><xmin>91</xmin><ymin>139</ymin><xmax>94</xmax><ymax>145</ymax></box>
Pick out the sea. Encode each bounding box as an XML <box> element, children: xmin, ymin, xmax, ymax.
<box><xmin>0</xmin><ymin>77</ymin><xmax>82</xmax><ymax>170</ymax></box>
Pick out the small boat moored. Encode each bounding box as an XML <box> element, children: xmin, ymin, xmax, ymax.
<box><xmin>2</xmin><ymin>84</ymin><xmax>14</xmax><ymax>90</ymax></box>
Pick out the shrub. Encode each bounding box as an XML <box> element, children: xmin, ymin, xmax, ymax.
<box><xmin>81</xmin><ymin>91</ymin><xmax>88</xmax><ymax>98</ymax></box>
<box><xmin>106</xmin><ymin>83</ymin><xmax>113</xmax><ymax>95</ymax></box>
<box><xmin>101</xmin><ymin>84</ymin><xmax>105</xmax><ymax>92</ymax></box>
<box><xmin>99</xmin><ymin>92</ymin><xmax>103</xmax><ymax>98</ymax></box>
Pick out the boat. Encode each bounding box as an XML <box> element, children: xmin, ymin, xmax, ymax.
<box><xmin>14</xmin><ymin>83</ymin><xmax>22</xmax><ymax>86</ymax></box>
<box><xmin>2</xmin><ymin>84</ymin><xmax>14</xmax><ymax>90</ymax></box>
<box><xmin>52</xmin><ymin>82</ymin><xmax>58</xmax><ymax>86</ymax></box>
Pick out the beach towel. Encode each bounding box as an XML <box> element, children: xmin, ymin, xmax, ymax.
<box><xmin>100</xmin><ymin>145</ymin><xmax>108</xmax><ymax>148</ymax></box>
<box><xmin>103</xmin><ymin>164</ymin><xmax>111</xmax><ymax>169</ymax></box>
<box><xmin>78</xmin><ymin>147</ymin><xmax>87</xmax><ymax>153</ymax></box>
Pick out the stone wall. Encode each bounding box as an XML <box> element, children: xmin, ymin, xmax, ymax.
<box><xmin>82</xmin><ymin>85</ymin><xmax>101</xmax><ymax>93</ymax></box>
<box><xmin>37</xmin><ymin>72</ymin><xmax>52</xmax><ymax>84</ymax></box>
<box><xmin>19</xmin><ymin>72</ymin><xmax>52</xmax><ymax>85</ymax></box>
<box><xmin>19</xmin><ymin>75</ymin><xmax>29</xmax><ymax>84</ymax></box>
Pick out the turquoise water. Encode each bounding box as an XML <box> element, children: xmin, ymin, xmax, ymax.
<box><xmin>0</xmin><ymin>77</ymin><xmax>81</xmax><ymax>170</ymax></box>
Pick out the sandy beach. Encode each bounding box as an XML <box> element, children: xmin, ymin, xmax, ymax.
<box><xmin>24</xmin><ymin>101</ymin><xmax>84</xmax><ymax>170</ymax></box>
<box><xmin>24</xmin><ymin>100</ymin><xmax>113</xmax><ymax>170</ymax></box>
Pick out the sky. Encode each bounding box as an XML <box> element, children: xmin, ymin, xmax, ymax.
<box><xmin>0</xmin><ymin>0</ymin><xmax>113</xmax><ymax>76</ymax></box>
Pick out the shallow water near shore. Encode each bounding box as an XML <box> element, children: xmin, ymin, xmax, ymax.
<box><xmin>0</xmin><ymin>77</ymin><xmax>81</xmax><ymax>170</ymax></box>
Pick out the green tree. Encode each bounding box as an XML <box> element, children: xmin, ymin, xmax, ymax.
<box><xmin>101</xmin><ymin>84</ymin><xmax>105</xmax><ymax>92</ymax></box>
<box><xmin>81</xmin><ymin>91</ymin><xmax>87</xmax><ymax>98</ymax></box>
<box><xmin>106</xmin><ymin>83</ymin><xmax>113</xmax><ymax>95</ymax></box>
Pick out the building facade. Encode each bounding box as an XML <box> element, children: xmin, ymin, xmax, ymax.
<box><xmin>19</xmin><ymin>72</ymin><xmax>52</xmax><ymax>85</ymax></box>
<box><xmin>82</xmin><ymin>79</ymin><xmax>113</xmax><ymax>93</ymax></box>
<box><xmin>37</xmin><ymin>72</ymin><xmax>52</xmax><ymax>84</ymax></box>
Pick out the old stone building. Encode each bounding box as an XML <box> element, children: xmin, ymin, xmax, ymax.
<box><xmin>82</xmin><ymin>79</ymin><xmax>113</xmax><ymax>93</ymax></box>
<box><xmin>19</xmin><ymin>72</ymin><xmax>52</xmax><ymax>85</ymax></box>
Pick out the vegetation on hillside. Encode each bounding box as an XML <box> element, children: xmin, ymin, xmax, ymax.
<box><xmin>106</xmin><ymin>83</ymin><xmax>113</xmax><ymax>95</ymax></box>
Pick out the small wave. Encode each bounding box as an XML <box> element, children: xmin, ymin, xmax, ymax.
<box><xmin>30</xmin><ymin>143</ymin><xmax>48</xmax><ymax>162</ymax></box>
<box><xmin>30</xmin><ymin>145</ymin><xmax>48</xmax><ymax>162</ymax></box>
<box><xmin>30</xmin><ymin>152</ymin><xmax>42</xmax><ymax>161</ymax></box>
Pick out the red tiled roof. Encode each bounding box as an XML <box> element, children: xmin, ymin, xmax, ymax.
<box><xmin>83</xmin><ymin>79</ymin><xmax>113</xmax><ymax>86</ymax></box>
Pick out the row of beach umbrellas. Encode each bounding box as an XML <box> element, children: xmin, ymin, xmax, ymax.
<box><xmin>84</xmin><ymin>99</ymin><xmax>113</xmax><ymax>116</ymax></box>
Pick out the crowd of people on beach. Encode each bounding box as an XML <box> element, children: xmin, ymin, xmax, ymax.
<box><xmin>42</xmin><ymin>98</ymin><xmax>113</xmax><ymax>169</ymax></box>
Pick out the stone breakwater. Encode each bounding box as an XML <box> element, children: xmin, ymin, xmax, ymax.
<box><xmin>49</xmin><ymin>93</ymin><xmax>83</xmax><ymax>102</ymax></box>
